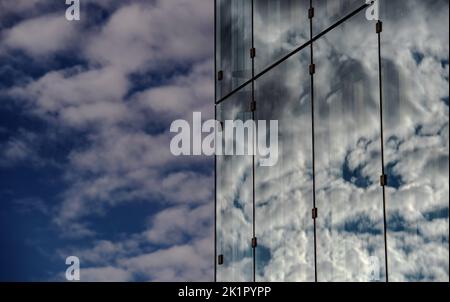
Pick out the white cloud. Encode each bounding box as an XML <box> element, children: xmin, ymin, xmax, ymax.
<box><xmin>133</xmin><ymin>59</ymin><xmax>214</xmax><ymax>122</ymax></box>
<box><xmin>85</xmin><ymin>0</ymin><xmax>213</xmax><ymax>73</ymax></box>
<box><xmin>9</xmin><ymin>67</ymin><xmax>129</xmax><ymax>127</ymax></box>
<box><xmin>120</xmin><ymin>237</ymin><xmax>213</xmax><ymax>281</ymax></box>
<box><xmin>2</xmin><ymin>14</ymin><xmax>78</xmax><ymax>56</ymax></box>
<box><xmin>145</xmin><ymin>203</ymin><xmax>212</xmax><ymax>245</ymax></box>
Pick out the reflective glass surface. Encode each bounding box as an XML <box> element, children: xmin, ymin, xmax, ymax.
<box><xmin>313</xmin><ymin>0</ymin><xmax>364</xmax><ymax>36</ymax></box>
<box><xmin>314</xmin><ymin>12</ymin><xmax>386</xmax><ymax>282</ymax></box>
<box><xmin>216</xmin><ymin>88</ymin><xmax>254</xmax><ymax>281</ymax></box>
<box><xmin>380</xmin><ymin>0</ymin><xmax>449</xmax><ymax>281</ymax></box>
<box><xmin>255</xmin><ymin>48</ymin><xmax>314</xmax><ymax>281</ymax></box>
<box><xmin>215</xmin><ymin>0</ymin><xmax>449</xmax><ymax>282</ymax></box>
<box><xmin>254</xmin><ymin>0</ymin><xmax>309</xmax><ymax>74</ymax></box>
<box><xmin>216</xmin><ymin>0</ymin><xmax>252</xmax><ymax>100</ymax></box>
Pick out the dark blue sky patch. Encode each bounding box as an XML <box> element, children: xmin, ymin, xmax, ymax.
<box><xmin>0</xmin><ymin>164</ymin><xmax>67</xmax><ymax>281</ymax></box>
<box><xmin>0</xmin><ymin>102</ymin><xmax>47</xmax><ymax>140</ymax></box>
<box><xmin>229</xmin><ymin>170</ymin><xmax>252</xmax><ymax>215</ymax></box>
<box><xmin>43</xmin><ymin>51</ymin><xmax>89</xmax><ymax>73</ymax></box>
<box><xmin>255</xmin><ymin>245</ymin><xmax>271</xmax><ymax>276</ymax></box>
<box><xmin>0</xmin><ymin>211</ymin><xmax>62</xmax><ymax>281</ymax></box>
<box><xmin>442</xmin><ymin>96</ymin><xmax>449</xmax><ymax>106</ymax></box>
<box><xmin>421</xmin><ymin>233</ymin><xmax>449</xmax><ymax>246</ymax></box>
<box><xmin>0</xmin><ymin>64</ymin><xmax>30</xmax><ymax>89</ymax></box>
<box><xmin>339</xmin><ymin>214</ymin><xmax>382</xmax><ymax>235</ymax></box>
<box><xmin>256</xmin><ymin>194</ymin><xmax>272</xmax><ymax>208</ymax></box>
<box><xmin>0</xmin><ymin>161</ymin><xmax>64</xmax><ymax>207</ymax></box>
<box><xmin>126</xmin><ymin>64</ymin><xmax>193</xmax><ymax>98</ymax></box>
<box><xmin>38</xmin><ymin>130</ymin><xmax>90</xmax><ymax>165</ymax></box>
<box><xmin>82</xmin><ymin>2</ymin><xmax>116</xmax><ymax>28</ymax></box>
<box><xmin>386</xmin><ymin>135</ymin><xmax>402</xmax><ymax>151</ymax></box>
<box><xmin>387</xmin><ymin>211</ymin><xmax>411</xmax><ymax>233</ymax></box>
<box><xmin>0</xmin><ymin>1</ymin><xmax>66</xmax><ymax>31</ymax></box>
<box><xmin>233</xmin><ymin>197</ymin><xmax>244</xmax><ymax>211</ymax></box>
<box><xmin>0</xmin><ymin>96</ymin><xmax>97</xmax><ymax>281</ymax></box>
<box><xmin>83</xmin><ymin>200</ymin><xmax>164</xmax><ymax>242</ymax></box>
<box><xmin>220</xmin><ymin>244</ymin><xmax>253</xmax><ymax>268</ymax></box>
<box><xmin>405</xmin><ymin>271</ymin><xmax>429</xmax><ymax>282</ymax></box>
<box><xmin>0</xmin><ymin>12</ymin><xmax>24</xmax><ymax>31</ymax></box>
<box><xmin>0</xmin><ymin>101</ymin><xmax>92</xmax><ymax>165</ymax></box>
<box><xmin>423</xmin><ymin>207</ymin><xmax>449</xmax><ymax>221</ymax></box>
<box><xmin>0</xmin><ymin>50</ymin><xmax>88</xmax><ymax>89</ymax></box>
<box><xmin>385</xmin><ymin>161</ymin><xmax>403</xmax><ymax>189</ymax></box>
<box><xmin>0</xmin><ymin>51</ymin><xmax>49</xmax><ymax>88</ymax></box>
<box><xmin>412</xmin><ymin>51</ymin><xmax>424</xmax><ymax>65</ymax></box>
<box><xmin>342</xmin><ymin>156</ymin><xmax>371</xmax><ymax>189</ymax></box>
<box><xmin>366</xmin><ymin>244</ymin><xmax>377</xmax><ymax>255</ymax></box>
<box><xmin>142</xmin><ymin>121</ymin><xmax>167</xmax><ymax>136</ymax></box>
<box><xmin>414</xmin><ymin>124</ymin><xmax>423</xmax><ymax>136</ymax></box>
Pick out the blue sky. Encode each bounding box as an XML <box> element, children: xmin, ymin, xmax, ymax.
<box><xmin>0</xmin><ymin>0</ymin><xmax>214</xmax><ymax>281</ymax></box>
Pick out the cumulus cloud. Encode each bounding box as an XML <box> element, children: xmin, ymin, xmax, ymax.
<box><xmin>145</xmin><ymin>203</ymin><xmax>213</xmax><ymax>245</ymax></box>
<box><xmin>120</xmin><ymin>237</ymin><xmax>213</xmax><ymax>281</ymax></box>
<box><xmin>85</xmin><ymin>0</ymin><xmax>213</xmax><ymax>73</ymax></box>
<box><xmin>8</xmin><ymin>67</ymin><xmax>129</xmax><ymax>127</ymax></box>
<box><xmin>2</xmin><ymin>14</ymin><xmax>79</xmax><ymax>56</ymax></box>
<box><xmin>56</xmin><ymin>202</ymin><xmax>213</xmax><ymax>281</ymax></box>
<box><xmin>133</xmin><ymin>59</ymin><xmax>214</xmax><ymax>122</ymax></box>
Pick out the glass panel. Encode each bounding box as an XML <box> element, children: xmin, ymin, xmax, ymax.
<box><xmin>380</xmin><ymin>0</ymin><xmax>449</xmax><ymax>282</ymax></box>
<box><xmin>313</xmin><ymin>0</ymin><xmax>363</xmax><ymax>36</ymax></box>
<box><xmin>216</xmin><ymin>88</ymin><xmax>254</xmax><ymax>281</ymax></box>
<box><xmin>314</xmin><ymin>12</ymin><xmax>387</xmax><ymax>281</ymax></box>
<box><xmin>254</xmin><ymin>48</ymin><xmax>314</xmax><ymax>281</ymax></box>
<box><xmin>254</xmin><ymin>0</ymin><xmax>309</xmax><ymax>74</ymax></box>
<box><xmin>216</xmin><ymin>0</ymin><xmax>252</xmax><ymax>100</ymax></box>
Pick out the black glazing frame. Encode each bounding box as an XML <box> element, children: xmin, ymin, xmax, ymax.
<box><xmin>214</xmin><ymin>0</ymin><xmax>217</xmax><ymax>282</ymax></box>
<box><xmin>376</xmin><ymin>19</ymin><xmax>389</xmax><ymax>283</ymax></box>
<box><xmin>308</xmin><ymin>0</ymin><xmax>318</xmax><ymax>283</ymax></box>
<box><xmin>214</xmin><ymin>0</ymin><xmax>389</xmax><ymax>282</ymax></box>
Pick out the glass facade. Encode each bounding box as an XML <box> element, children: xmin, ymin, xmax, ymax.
<box><xmin>215</xmin><ymin>0</ymin><xmax>449</xmax><ymax>282</ymax></box>
<box><xmin>313</xmin><ymin>11</ymin><xmax>386</xmax><ymax>281</ymax></box>
<box><xmin>216</xmin><ymin>0</ymin><xmax>252</xmax><ymax>99</ymax></box>
<box><xmin>254</xmin><ymin>48</ymin><xmax>314</xmax><ymax>281</ymax></box>
<box><xmin>254</xmin><ymin>0</ymin><xmax>309</xmax><ymax>73</ymax></box>
<box><xmin>216</xmin><ymin>90</ymin><xmax>254</xmax><ymax>281</ymax></box>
